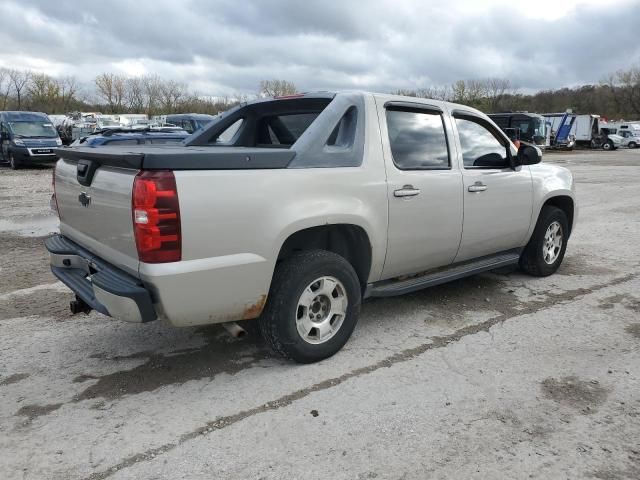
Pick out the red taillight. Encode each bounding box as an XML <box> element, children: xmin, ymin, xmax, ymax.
<box><xmin>132</xmin><ymin>170</ymin><xmax>181</xmax><ymax>263</ymax></box>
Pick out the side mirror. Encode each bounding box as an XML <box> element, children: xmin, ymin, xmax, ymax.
<box><xmin>516</xmin><ymin>144</ymin><xmax>542</xmax><ymax>166</ymax></box>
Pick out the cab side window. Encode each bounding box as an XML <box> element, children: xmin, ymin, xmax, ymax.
<box><xmin>455</xmin><ymin>117</ymin><xmax>509</xmax><ymax>169</ymax></box>
<box><xmin>385</xmin><ymin>108</ymin><xmax>450</xmax><ymax>170</ymax></box>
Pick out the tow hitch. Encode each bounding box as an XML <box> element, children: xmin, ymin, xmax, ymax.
<box><xmin>70</xmin><ymin>296</ymin><xmax>92</xmax><ymax>315</ymax></box>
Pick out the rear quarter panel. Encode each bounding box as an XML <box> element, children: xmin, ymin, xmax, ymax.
<box><xmin>141</xmin><ymin>94</ymin><xmax>390</xmax><ymax>326</ymax></box>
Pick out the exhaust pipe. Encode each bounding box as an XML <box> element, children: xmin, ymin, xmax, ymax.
<box><xmin>222</xmin><ymin>321</ymin><xmax>247</xmax><ymax>338</ymax></box>
<box><xmin>70</xmin><ymin>296</ymin><xmax>92</xmax><ymax>315</ymax></box>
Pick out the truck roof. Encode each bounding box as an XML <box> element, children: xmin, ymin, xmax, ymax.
<box><xmin>489</xmin><ymin>112</ymin><xmax>545</xmax><ymax>119</ymax></box>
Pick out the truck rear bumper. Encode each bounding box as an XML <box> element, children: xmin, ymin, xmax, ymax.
<box><xmin>45</xmin><ymin>234</ymin><xmax>156</xmax><ymax>323</ymax></box>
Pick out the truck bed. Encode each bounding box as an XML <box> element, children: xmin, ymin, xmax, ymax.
<box><xmin>55</xmin><ymin>145</ymin><xmax>297</xmax><ymax>170</ymax></box>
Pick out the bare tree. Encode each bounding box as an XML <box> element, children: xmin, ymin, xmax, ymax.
<box><xmin>0</xmin><ymin>68</ymin><xmax>11</xmax><ymax>110</ymax></box>
<box><xmin>27</xmin><ymin>73</ymin><xmax>60</xmax><ymax>111</ymax></box>
<box><xmin>159</xmin><ymin>79</ymin><xmax>187</xmax><ymax>113</ymax></box>
<box><xmin>113</xmin><ymin>76</ymin><xmax>126</xmax><ymax>112</ymax></box>
<box><xmin>613</xmin><ymin>67</ymin><xmax>640</xmax><ymax>115</ymax></box>
<box><xmin>451</xmin><ymin>80</ymin><xmax>468</xmax><ymax>104</ymax></box>
<box><xmin>9</xmin><ymin>69</ymin><xmax>31</xmax><ymax>110</ymax></box>
<box><xmin>95</xmin><ymin>73</ymin><xmax>115</xmax><ymax>111</ymax></box>
<box><xmin>59</xmin><ymin>76</ymin><xmax>80</xmax><ymax>112</ymax></box>
<box><xmin>259</xmin><ymin>79</ymin><xmax>297</xmax><ymax>97</ymax></box>
<box><xmin>485</xmin><ymin>78</ymin><xmax>512</xmax><ymax>112</ymax></box>
<box><xmin>393</xmin><ymin>86</ymin><xmax>451</xmax><ymax>101</ymax></box>
<box><xmin>126</xmin><ymin>77</ymin><xmax>145</xmax><ymax>112</ymax></box>
<box><xmin>95</xmin><ymin>73</ymin><xmax>126</xmax><ymax>112</ymax></box>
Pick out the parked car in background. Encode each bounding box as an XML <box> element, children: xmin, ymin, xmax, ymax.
<box><xmin>94</xmin><ymin>115</ymin><xmax>121</xmax><ymax>130</ymax></box>
<box><xmin>161</xmin><ymin>113</ymin><xmax>217</xmax><ymax>133</ymax></box>
<box><xmin>618</xmin><ymin>130</ymin><xmax>639</xmax><ymax>149</ymax></box>
<box><xmin>600</xmin><ymin>121</ymin><xmax>640</xmax><ymax>148</ymax></box>
<box><xmin>47</xmin><ymin>91</ymin><xmax>576</xmax><ymax>363</ymax></box>
<box><xmin>0</xmin><ymin>111</ymin><xmax>62</xmax><ymax>169</ymax></box>
<box><xmin>70</xmin><ymin>127</ymin><xmax>190</xmax><ymax>147</ymax></box>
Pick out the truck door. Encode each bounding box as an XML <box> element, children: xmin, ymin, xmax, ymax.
<box><xmin>376</xmin><ymin>100</ymin><xmax>464</xmax><ymax>279</ymax></box>
<box><xmin>451</xmin><ymin>113</ymin><xmax>533</xmax><ymax>262</ymax></box>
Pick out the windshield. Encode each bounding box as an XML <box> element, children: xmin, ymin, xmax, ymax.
<box><xmin>532</xmin><ymin>117</ymin><xmax>546</xmax><ymax>138</ymax></box>
<box><xmin>9</xmin><ymin>121</ymin><xmax>58</xmax><ymax>138</ymax></box>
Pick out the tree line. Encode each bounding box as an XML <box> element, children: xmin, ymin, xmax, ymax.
<box><xmin>395</xmin><ymin>67</ymin><xmax>640</xmax><ymax>119</ymax></box>
<box><xmin>0</xmin><ymin>66</ymin><xmax>639</xmax><ymax>119</ymax></box>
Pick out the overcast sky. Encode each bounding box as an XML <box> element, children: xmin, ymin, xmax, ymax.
<box><xmin>1</xmin><ymin>0</ymin><xmax>639</xmax><ymax>97</ymax></box>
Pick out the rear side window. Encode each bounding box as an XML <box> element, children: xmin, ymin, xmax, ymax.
<box><xmin>455</xmin><ymin>117</ymin><xmax>509</xmax><ymax>168</ymax></box>
<box><xmin>257</xmin><ymin>113</ymin><xmax>320</xmax><ymax>146</ymax></box>
<box><xmin>385</xmin><ymin>109</ymin><xmax>450</xmax><ymax>169</ymax></box>
<box><xmin>327</xmin><ymin>106</ymin><xmax>357</xmax><ymax>148</ymax></box>
<box><xmin>215</xmin><ymin>119</ymin><xmax>243</xmax><ymax>144</ymax></box>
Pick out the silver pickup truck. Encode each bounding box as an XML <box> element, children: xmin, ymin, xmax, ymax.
<box><xmin>47</xmin><ymin>92</ymin><xmax>576</xmax><ymax>363</ymax></box>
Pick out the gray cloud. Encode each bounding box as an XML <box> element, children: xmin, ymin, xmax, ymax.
<box><xmin>0</xmin><ymin>0</ymin><xmax>639</xmax><ymax>96</ymax></box>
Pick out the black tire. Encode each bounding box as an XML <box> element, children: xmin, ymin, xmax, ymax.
<box><xmin>9</xmin><ymin>154</ymin><xmax>20</xmax><ymax>170</ymax></box>
<box><xmin>590</xmin><ymin>139</ymin><xmax>597</xmax><ymax>149</ymax></box>
<box><xmin>519</xmin><ymin>206</ymin><xmax>569</xmax><ymax>277</ymax></box>
<box><xmin>603</xmin><ymin>141</ymin><xmax>613</xmax><ymax>151</ymax></box>
<box><xmin>258</xmin><ymin>250</ymin><xmax>362</xmax><ymax>363</ymax></box>
<box><xmin>628</xmin><ymin>141</ymin><xmax>637</xmax><ymax>149</ymax></box>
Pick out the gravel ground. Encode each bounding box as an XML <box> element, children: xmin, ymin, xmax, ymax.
<box><xmin>0</xmin><ymin>149</ymin><xmax>639</xmax><ymax>480</ymax></box>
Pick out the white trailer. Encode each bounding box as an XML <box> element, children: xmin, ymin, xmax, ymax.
<box><xmin>542</xmin><ymin>113</ymin><xmax>600</xmax><ymax>145</ymax></box>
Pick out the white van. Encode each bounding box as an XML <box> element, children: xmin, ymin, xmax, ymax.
<box><xmin>600</xmin><ymin>121</ymin><xmax>640</xmax><ymax>148</ymax></box>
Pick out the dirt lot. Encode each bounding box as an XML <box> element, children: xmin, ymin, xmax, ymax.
<box><xmin>1</xmin><ymin>150</ymin><xmax>639</xmax><ymax>480</ymax></box>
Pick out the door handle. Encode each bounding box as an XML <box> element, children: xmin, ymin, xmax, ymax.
<box><xmin>394</xmin><ymin>185</ymin><xmax>421</xmax><ymax>198</ymax></box>
<box><xmin>468</xmin><ymin>182</ymin><xmax>487</xmax><ymax>192</ymax></box>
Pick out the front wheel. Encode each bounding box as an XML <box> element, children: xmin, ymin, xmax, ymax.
<box><xmin>519</xmin><ymin>206</ymin><xmax>569</xmax><ymax>277</ymax></box>
<box><xmin>9</xmin><ymin>154</ymin><xmax>21</xmax><ymax>170</ymax></box>
<box><xmin>628</xmin><ymin>141</ymin><xmax>637</xmax><ymax>149</ymax></box>
<box><xmin>603</xmin><ymin>141</ymin><xmax>613</xmax><ymax>151</ymax></box>
<box><xmin>258</xmin><ymin>250</ymin><xmax>362</xmax><ymax>363</ymax></box>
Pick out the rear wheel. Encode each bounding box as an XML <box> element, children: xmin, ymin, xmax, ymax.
<box><xmin>519</xmin><ymin>206</ymin><xmax>568</xmax><ymax>277</ymax></box>
<box><xmin>259</xmin><ymin>250</ymin><xmax>361</xmax><ymax>363</ymax></box>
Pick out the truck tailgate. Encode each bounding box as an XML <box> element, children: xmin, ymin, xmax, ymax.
<box><xmin>54</xmin><ymin>153</ymin><xmax>141</xmax><ymax>276</ymax></box>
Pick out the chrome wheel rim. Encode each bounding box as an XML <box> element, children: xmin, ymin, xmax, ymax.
<box><xmin>543</xmin><ymin>221</ymin><xmax>563</xmax><ymax>265</ymax></box>
<box><xmin>296</xmin><ymin>276</ymin><xmax>348</xmax><ymax>345</ymax></box>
